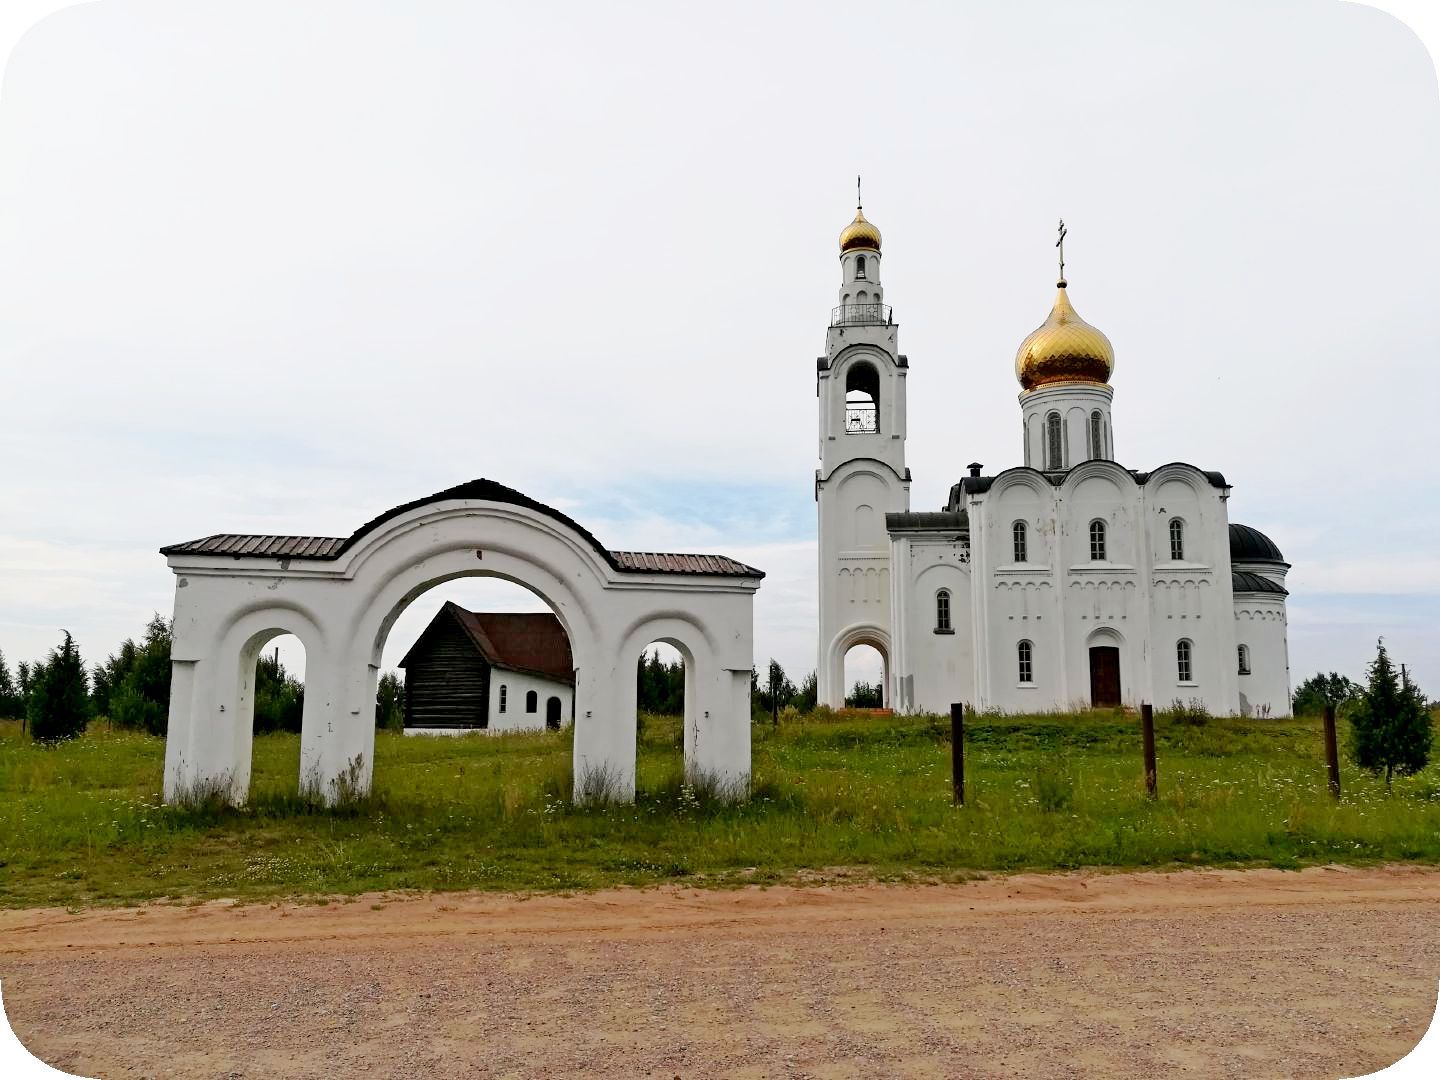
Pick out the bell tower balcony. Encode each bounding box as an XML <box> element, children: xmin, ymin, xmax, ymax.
<box><xmin>831</xmin><ymin>303</ymin><xmax>893</xmax><ymax>327</ymax></box>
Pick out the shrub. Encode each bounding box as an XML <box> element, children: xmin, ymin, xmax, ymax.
<box><xmin>1032</xmin><ymin>761</ymin><xmax>1075</xmax><ymax>812</ymax></box>
<box><xmin>1162</xmin><ymin>698</ymin><xmax>1210</xmax><ymax>726</ymax></box>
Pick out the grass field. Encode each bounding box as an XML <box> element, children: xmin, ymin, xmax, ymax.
<box><xmin>1</xmin><ymin>710</ymin><xmax>1438</xmax><ymax>908</ymax></box>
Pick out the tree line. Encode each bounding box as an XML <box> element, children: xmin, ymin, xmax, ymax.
<box><xmin>0</xmin><ymin>618</ymin><xmax>406</xmax><ymax>742</ymax></box>
<box><xmin>5</xmin><ymin>625</ymin><xmax>1432</xmax><ymax>787</ymax></box>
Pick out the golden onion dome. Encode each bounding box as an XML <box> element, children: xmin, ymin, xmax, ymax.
<box><xmin>1014</xmin><ymin>282</ymin><xmax>1115</xmax><ymax>391</ymax></box>
<box><xmin>839</xmin><ymin>206</ymin><xmax>882</xmax><ymax>253</ymax></box>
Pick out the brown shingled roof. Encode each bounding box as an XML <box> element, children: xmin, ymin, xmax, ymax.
<box><xmin>400</xmin><ymin>603</ymin><xmax>575</xmax><ymax>684</ymax></box>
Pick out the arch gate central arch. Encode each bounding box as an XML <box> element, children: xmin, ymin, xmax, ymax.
<box><xmin>160</xmin><ymin>479</ymin><xmax>763</xmax><ymax>805</ymax></box>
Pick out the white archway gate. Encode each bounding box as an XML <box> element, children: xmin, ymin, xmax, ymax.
<box><xmin>160</xmin><ymin>479</ymin><xmax>763</xmax><ymax>805</ymax></box>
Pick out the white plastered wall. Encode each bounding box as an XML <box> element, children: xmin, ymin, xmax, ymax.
<box><xmin>888</xmin><ymin>534</ymin><xmax>973</xmax><ymax>713</ymax></box>
<box><xmin>1234</xmin><ymin>594</ymin><xmax>1290</xmax><ymax>718</ymax></box>
<box><xmin>964</xmin><ymin>463</ymin><xmax>1239</xmax><ymax>714</ymax></box>
<box><xmin>163</xmin><ymin>496</ymin><xmax>759</xmax><ymax>805</ymax></box>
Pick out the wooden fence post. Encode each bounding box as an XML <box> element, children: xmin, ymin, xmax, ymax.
<box><xmin>1141</xmin><ymin>702</ymin><xmax>1157</xmax><ymax>798</ymax></box>
<box><xmin>951</xmin><ymin>702</ymin><xmax>965</xmax><ymax>806</ymax></box>
<box><xmin>1323</xmin><ymin>704</ymin><xmax>1341</xmax><ymax>799</ymax></box>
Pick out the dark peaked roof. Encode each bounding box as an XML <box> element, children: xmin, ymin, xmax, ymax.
<box><xmin>1229</xmin><ymin>523</ymin><xmax>1287</xmax><ymax>564</ymax></box>
<box><xmin>949</xmin><ymin>463</ymin><xmax>1228</xmax><ymax>503</ymax></box>
<box><xmin>160</xmin><ymin>478</ymin><xmax>763</xmax><ymax>578</ymax></box>
<box><xmin>399</xmin><ymin>602</ymin><xmax>575</xmax><ymax>683</ymax></box>
<box><xmin>1232</xmin><ymin>570</ymin><xmax>1289</xmax><ymax>596</ymax></box>
<box><xmin>886</xmin><ymin>510</ymin><xmax>969</xmax><ymax>533</ymax></box>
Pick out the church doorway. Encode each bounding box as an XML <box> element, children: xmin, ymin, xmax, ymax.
<box><xmin>1089</xmin><ymin>646</ymin><xmax>1121</xmax><ymax>708</ymax></box>
<box><xmin>546</xmin><ymin>695</ymin><xmax>562</xmax><ymax>730</ymax></box>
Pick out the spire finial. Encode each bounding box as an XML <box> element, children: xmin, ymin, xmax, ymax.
<box><xmin>857</xmin><ymin>174</ymin><xmax>862</xmax><ymax>210</ymax></box>
<box><xmin>1056</xmin><ymin>218</ymin><xmax>1067</xmax><ymax>286</ymax></box>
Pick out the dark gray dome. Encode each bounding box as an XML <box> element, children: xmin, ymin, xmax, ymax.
<box><xmin>1229</xmin><ymin>523</ymin><xmax>1285</xmax><ymax>564</ymax></box>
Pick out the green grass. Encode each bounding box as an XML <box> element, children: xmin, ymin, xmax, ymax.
<box><xmin>1</xmin><ymin>710</ymin><xmax>1438</xmax><ymax>908</ymax></box>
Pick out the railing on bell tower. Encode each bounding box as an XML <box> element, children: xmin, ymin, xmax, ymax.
<box><xmin>830</xmin><ymin>303</ymin><xmax>893</xmax><ymax>327</ymax></box>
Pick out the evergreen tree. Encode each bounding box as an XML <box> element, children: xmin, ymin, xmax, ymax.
<box><xmin>636</xmin><ymin>648</ymin><xmax>684</xmax><ymax>714</ymax></box>
<box><xmin>1348</xmin><ymin>640</ymin><xmax>1432</xmax><ymax>789</ymax></box>
<box><xmin>110</xmin><ymin>616</ymin><xmax>174</xmax><ymax>736</ymax></box>
<box><xmin>92</xmin><ymin>636</ymin><xmax>140</xmax><ymax>718</ymax></box>
<box><xmin>0</xmin><ymin>650</ymin><xmax>19</xmax><ymax>719</ymax></box>
<box><xmin>253</xmin><ymin>650</ymin><xmax>305</xmax><ymax>733</ymax></box>
<box><xmin>28</xmin><ymin>632</ymin><xmax>91</xmax><ymax>743</ymax></box>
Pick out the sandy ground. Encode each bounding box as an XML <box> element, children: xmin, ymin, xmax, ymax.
<box><xmin>1</xmin><ymin>866</ymin><xmax>1438</xmax><ymax>1079</ymax></box>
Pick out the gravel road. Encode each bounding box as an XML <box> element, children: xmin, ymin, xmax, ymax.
<box><xmin>2</xmin><ymin>865</ymin><xmax>1437</xmax><ymax>1079</ymax></box>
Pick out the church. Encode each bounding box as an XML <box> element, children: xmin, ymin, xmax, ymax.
<box><xmin>815</xmin><ymin>203</ymin><xmax>1291</xmax><ymax>717</ymax></box>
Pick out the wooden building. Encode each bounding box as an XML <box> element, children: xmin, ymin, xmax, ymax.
<box><xmin>398</xmin><ymin>602</ymin><xmax>574</xmax><ymax>733</ymax></box>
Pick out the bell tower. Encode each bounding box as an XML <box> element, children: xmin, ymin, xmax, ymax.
<box><xmin>815</xmin><ymin>191</ymin><xmax>910</xmax><ymax>708</ymax></box>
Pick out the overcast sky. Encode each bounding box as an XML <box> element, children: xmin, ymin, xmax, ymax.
<box><xmin>1</xmin><ymin>1</ymin><xmax>1437</xmax><ymax>694</ymax></box>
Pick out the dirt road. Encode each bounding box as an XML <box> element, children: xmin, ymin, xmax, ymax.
<box><xmin>2</xmin><ymin>865</ymin><xmax>1437</xmax><ymax>1079</ymax></box>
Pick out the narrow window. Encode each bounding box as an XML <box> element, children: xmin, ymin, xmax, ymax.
<box><xmin>498</xmin><ymin>685</ymin><xmax>507</xmax><ymax>713</ymax></box>
<box><xmin>1089</xmin><ymin>410</ymin><xmax>1103</xmax><ymax>460</ymax></box>
<box><xmin>1045</xmin><ymin>411</ymin><xmax>1063</xmax><ymax>470</ymax></box>
<box><xmin>525</xmin><ymin>689</ymin><xmax>538</xmax><ymax>713</ymax></box>
<box><xmin>1089</xmin><ymin>519</ymin><xmax>1107</xmax><ymax>561</ymax></box>
<box><xmin>1169</xmin><ymin>518</ymin><xmax>1185</xmax><ymax>561</ymax></box>
<box><xmin>935</xmin><ymin>589</ymin><xmax>951</xmax><ymax>632</ymax></box>
<box><xmin>856</xmin><ymin>254</ymin><xmax>866</xmax><ymax>279</ymax></box>
<box><xmin>1177</xmin><ymin>639</ymin><xmax>1193</xmax><ymax>683</ymax></box>
<box><xmin>1238</xmin><ymin>644</ymin><xmax>1251</xmax><ymax>675</ymax></box>
<box><xmin>1018</xmin><ymin>640</ymin><xmax>1034</xmax><ymax>684</ymax></box>
<box><xmin>1012</xmin><ymin>521</ymin><xmax>1028</xmax><ymax>563</ymax></box>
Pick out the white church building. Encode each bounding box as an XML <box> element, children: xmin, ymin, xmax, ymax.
<box><xmin>816</xmin><ymin>204</ymin><xmax>1291</xmax><ymax>717</ymax></box>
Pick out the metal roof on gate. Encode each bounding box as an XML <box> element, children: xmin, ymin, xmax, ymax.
<box><xmin>160</xmin><ymin>478</ymin><xmax>764</xmax><ymax>579</ymax></box>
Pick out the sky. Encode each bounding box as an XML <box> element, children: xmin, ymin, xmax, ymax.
<box><xmin>0</xmin><ymin>0</ymin><xmax>1437</xmax><ymax>694</ymax></box>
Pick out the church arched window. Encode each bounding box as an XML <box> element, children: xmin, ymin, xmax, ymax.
<box><xmin>935</xmin><ymin>589</ymin><xmax>952</xmax><ymax>632</ymax></box>
<box><xmin>1017</xmin><ymin>640</ymin><xmax>1034</xmax><ymax>684</ymax></box>
<box><xmin>498</xmin><ymin>685</ymin><xmax>507</xmax><ymax>713</ymax></box>
<box><xmin>1237</xmin><ymin>644</ymin><xmax>1251</xmax><ymax>675</ymax></box>
<box><xmin>1045</xmin><ymin>412</ymin><xmax>1063</xmax><ymax>470</ymax></box>
<box><xmin>1012</xmin><ymin>521</ymin><xmax>1028</xmax><ymax>563</ymax></box>
<box><xmin>856</xmin><ymin>254</ymin><xmax>867</xmax><ymax>279</ymax></box>
<box><xmin>1169</xmin><ymin>517</ymin><xmax>1185</xmax><ymax>561</ymax></box>
<box><xmin>525</xmin><ymin>689</ymin><xmax>538</xmax><ymax>713</ymax></box>
<box><xmin>1176</xmin><ymin>639</ymin><xmax>1193</xmax><ymax>683</ymax></box>
<box><xmin>1089</xmin><ymin>410</ymin><xmax>1103</xmax><ymax>460</ymax></box>
<box><xmin>845</xmin><ymin>361</ymin><xmax>880</xmax><ymax>433</ymax></box>
<box><xmin>1089</xmin><ymin>519</ymin><xmax>1107</xmax><ymax>561</ymax></box>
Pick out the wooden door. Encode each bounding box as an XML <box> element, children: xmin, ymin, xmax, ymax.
<box><xmin>1089</xmin><ymin>646</ymin><xmax>1121</xmax><ymax>708</ymax></box>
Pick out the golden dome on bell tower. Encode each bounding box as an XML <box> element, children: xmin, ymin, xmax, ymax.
<box><xmin>839</xmin><ymin>206</ymin><xmax>882</xmax><ymax>253</ymax></box>
<box><xmin>1014</xmin><ymin>281</ymin><xmax>1115</xmax><ymax>391</ymax></box>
